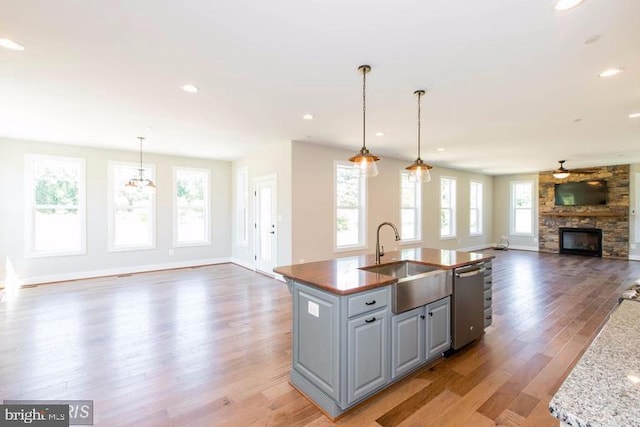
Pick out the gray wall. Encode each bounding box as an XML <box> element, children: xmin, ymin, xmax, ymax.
<box><xmin>491</xmin><ymin>173</ymin><xmax>539</xmax><ymax>250</ymax></box>
<box><xmin>291</xmin><ymin>141</ymin><xmax>494</xmax><ymax>264</ymax></box>
<box><xmin>0</xmin><ymin>137</ymin><xmax>231</xmax><ymax>285</ymax></box>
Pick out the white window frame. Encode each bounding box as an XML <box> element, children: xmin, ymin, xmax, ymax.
<box><xmin>236</xmin><ymin>167</ymin><xmax>249</xmax><ymax>247</ymax></box>
<box><xmin>107</xmin><ymin>161</ymin><xmax>157</xmax><ymax>252</ymax></box>
<box><xmin>510</xmin><ymin>180</ymin><xmax>535</xmax><ymax>236</ymax></box>
<box><xmin>334</xmin><ymin>161</ymin><xmax>367</xmax><ymax>252</ymax></box>
<box><xmin>440</xmin><ymin>176</ymin><xmax>457</xmax><ymax>239</ymax></box>
<box><xmin>469</xmin><ymin>180</ymin><xmax>483</xmax><ymax>236</ymax></box>
<box><xmin>400</xmin><ymin>171</ymin><xmax>422</xmax><ymax>243</ymax></box>
<box><xmin>173</xmin><ymin>166</ymin><xmax>211</xmax><ymax>247</ymax></box>
<box><xmin>24</xmin><ymin>154</ymin><xmax>86</xmax><ymax>258</ymax></box>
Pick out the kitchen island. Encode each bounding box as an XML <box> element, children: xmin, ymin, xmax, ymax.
<box><xmin>549</xmin><ymin>299</ymin><xmax>640</xmax><ymax>427</ymax></box>
<box><xmin>274</xmin><ymin>247</ymin><xmax>494</xmax><ymax>419</ymax></box>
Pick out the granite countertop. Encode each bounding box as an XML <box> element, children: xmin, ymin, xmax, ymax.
<box><xmin>549</xmin><ymin>299</ymin><xmax>640</xmax><ymax>427</ymax></box>
<box><xmin>273</xmin><ymin>247</ymin><xmax>493</xmax><ymax>295</ymax></box>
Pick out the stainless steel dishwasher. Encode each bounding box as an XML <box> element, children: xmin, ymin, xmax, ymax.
<box><xmin>451</xmin><ymin>263</ymin><xmax>485</xmax><ymax>350</ymax></box>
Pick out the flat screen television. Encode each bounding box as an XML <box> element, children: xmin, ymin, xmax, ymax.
<box><xmin>554</xmin><ymin>180</ymin><xmax>608</xmax><ymax>206</ymax></box>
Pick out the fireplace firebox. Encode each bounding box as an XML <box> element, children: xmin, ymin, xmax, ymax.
<box><xmin>559</xmin><ymin>227</ymin><xmax>602</xmax><ymax>257</ymax></box>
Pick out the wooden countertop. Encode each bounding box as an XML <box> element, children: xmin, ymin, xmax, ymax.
<box><xmin>273</xmin><ymin>247</ymin><xmax>494</xmax><ymax>295</ymax></box>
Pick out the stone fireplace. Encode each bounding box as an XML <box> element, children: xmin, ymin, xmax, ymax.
<box><xmin>538</xmin><ymin>164</ymin><xmax>629</xmax><ymax>259</ymax></box>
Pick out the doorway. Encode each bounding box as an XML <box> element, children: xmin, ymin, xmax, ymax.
<box><xmin>254</xmin><ymin>174</ymin><xmax>277</xmax><ymax>275</ymax></box>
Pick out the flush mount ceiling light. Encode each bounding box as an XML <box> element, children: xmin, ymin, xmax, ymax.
<box><xmin>375</xmin><ymin>131</ymin><xmax>385</xmax><ymax>137</ymax></box>
<box><xmin>125</xmin><ymin>137</ymin><xmax>156</xmax><ymax>192</ymax></box>
<box><xmin>0</xmin><ymin>38</ymin><xmax>25</xmax><ymax>51</ymax></box>
<box><xmin>598</xmin><ymin>68</ymin><xmax>624</xmax><ymax>78</ymax></box>
<box><xmin>554</xmin><ymin>0</ymin><xmax>585</xmax><ymax>11</ymax></box>
<box><xmin>553</xmin><ymin>160</ymin><xmax>570</xmax><ymax>179</ymax></box>
<box><xmin>405</xmin><ymin>90</ymin><xmax>433</xmax><ymax>183</ymax></box>
<box><xmin>181</xmin><ymin>84</ymin><xmax>198</xmax><ymax>93</ymax></box>
<box><xmin>302</xmin><ymin>113</ymin><xmax>314</xmax><ymax>120</ymax></box>
<box><xmin>629</xmin><ymin>112</ymin><xmax>640</xmax><ymax>119</ymax></box>
<box><xmin>348</xmin><ymin>65</ymin><xmax>380</xmax><ymax>178</ymax></box>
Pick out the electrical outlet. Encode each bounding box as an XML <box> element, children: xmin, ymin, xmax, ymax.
<box><xmin>299</xmin><ymin>258</ymin><xmax>305</xmax><ymax>264</ymax></box>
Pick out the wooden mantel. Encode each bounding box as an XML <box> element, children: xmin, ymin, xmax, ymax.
<box><xmin>540</xmin><ymin>211</ymin><xmax>628</xmax><ymax>218</ymax></box>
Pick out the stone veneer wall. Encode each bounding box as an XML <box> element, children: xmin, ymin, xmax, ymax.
<box><xmin>539</xmin><ymin>164</ymin><xmax>629</xmax><ymax>259</ymax></box>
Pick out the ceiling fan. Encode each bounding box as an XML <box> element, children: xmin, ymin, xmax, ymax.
<box><xmin>551</xmin><ymin>160</ymin><xmax>598</xmax><ymax>179</ymax></box>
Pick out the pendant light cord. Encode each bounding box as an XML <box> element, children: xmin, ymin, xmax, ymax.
<box><xmin>417</xmin><ymin>91</ymin><xmax>421</xmax><ymax>159</ymax></box>
<box><xmin>362</xmin><ymin>67</ymin><xmax>367</xmax><ymax>151</ymax></box>
<box><xmin>138</xmin><ymin>136</ymin><xmax>144</xmax><ymax>180</ymax></box>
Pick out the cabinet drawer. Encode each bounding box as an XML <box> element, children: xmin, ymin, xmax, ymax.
<box><xmin>348</xmin><ymin>288</ymin><xmax>388</xmax><ymax>318</ymax></box>
<box><xmin>484</xmin><ymin>276</ymin><xmax>492</xmax><ymax>290</ymax></box>
<box><xmin>483</xmin><ymin>261</ymin><xmax>492</xmax><ymax>272</ymax></box>
<box><xmin>483</xmin><ymin>289</ymin><xmax>492</xmax><ymax>309</ymax></box>
<box><xmin>484</xmin><ymin>307</ymin><xmax>493</xmax><ymax>327</ymax></box>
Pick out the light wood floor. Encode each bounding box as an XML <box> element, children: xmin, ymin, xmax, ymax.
<box><xmin>2</xmin><ymin>250</ymin><xmax>640</xmax><ymax>426</ymax></box>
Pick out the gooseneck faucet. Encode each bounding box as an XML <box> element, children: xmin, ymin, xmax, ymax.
<box><xmin>375</xmin><ymin>222</ymin><xmax>401</xmax><ymax>264</ymax></box>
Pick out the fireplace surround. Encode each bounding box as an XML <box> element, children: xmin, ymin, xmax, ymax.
<box><xmin>559</xmin><ymin>227</ymin><xmax>603</xmax><ymax>257</ymax></box>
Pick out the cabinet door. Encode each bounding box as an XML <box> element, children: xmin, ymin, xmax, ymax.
<box><xmin>293</xmin><ymin>284</ymin><xmax>340</xmax><ymax>401</ymax></box>
<box><xmin>391</xmin><ymin>307</ymin><xmax>425</xmax><ymax>379</ymax></box>
<box><xmin>426</xmin><ymin>297</ymin><xmax>451</xmax><ymax>360</ymax></box>
<box><xmin>347</xmin><ymin>308</ymin><xmax>389</xmax><ymax>404</ymax></box>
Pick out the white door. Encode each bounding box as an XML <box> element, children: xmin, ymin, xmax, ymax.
<box><xmin>254</xmin><ymin>174</ymin><xmax>277</xmax><ymax>275</ymax></box>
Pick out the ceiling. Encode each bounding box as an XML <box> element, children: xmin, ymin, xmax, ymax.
<box><xmin>1</xmin><ymin>0</ymin><xmax>639</xmax><ymax>175</ymax></box>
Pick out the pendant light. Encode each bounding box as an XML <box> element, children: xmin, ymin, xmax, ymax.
<box><xmin>406</xmin><ymin>90</ymin><xmax>432</xmax><ymax>183</ymax></box>
<box><xmin>553</xmin><ymin>160</ymin><xmax>570</xmax><ymax>179</ymax></box>
<box><xmin>125</xmin><ymin>136</ymin><xmax>156</xmax><ymax>192</ymax></box>
<box><xmin>349</xmin><ymin>65</ymin><xmax>380</xmax><ymax>178</ymax></box>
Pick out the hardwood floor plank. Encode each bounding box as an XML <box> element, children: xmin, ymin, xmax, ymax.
<box><xmin>2</xmin><ymin>251</ymin><xmax>639</xmax><ymax>426</ymax></box>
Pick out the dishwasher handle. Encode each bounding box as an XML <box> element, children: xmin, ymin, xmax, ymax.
<box><xmin>455</xmin><ymin>267</ymin><xmax>485</xmax><ymax>278</ymax></box>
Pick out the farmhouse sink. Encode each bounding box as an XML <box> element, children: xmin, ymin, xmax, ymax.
<box><xmin>360</xmin><ymin>261</ymin><xmax>452</xmax><ymax>313</ymax></box>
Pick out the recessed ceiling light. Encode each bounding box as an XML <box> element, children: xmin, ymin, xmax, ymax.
<box><xmin>437</xmin><ymin>148</ymin><xmax>445</xmax><ymax>152</ymax></box>
<box><xmin>598</xmin><ymin>68</ymin><xmax>624</xmax><ymax>78</ymax></box>
<box><xmin>629</xmin><ymin>112</ymin><xmax>640</xmax><ymax>119</ymax></box>
<box><xmin>0</xmin><ymin>38</ymin><xmax>25</xmax><ymax>51</ymax></box>
<box><xmin>302</xmin><ymin>114</ymin><xmax>314</xmax><ymax>120</ymax></box>
<box><xmin>182</xmin><ymin>84</ymin><xmax>198</xmax><ymax>93</ymax></box>
<box><xmin>375</xmin><ymin>132</ymin><xmax>385</xmax><ymax>137</ymax></box>
<box><xmin>554</xmin><ymin>0</ymin><xmax>585</xmax><ymax>12</ymax></box>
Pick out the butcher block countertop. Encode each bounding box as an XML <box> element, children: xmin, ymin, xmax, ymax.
<box><xmin>273</xmin><ymin>247</ymin><xmax>493</xmax><ymax>295</ymax></box>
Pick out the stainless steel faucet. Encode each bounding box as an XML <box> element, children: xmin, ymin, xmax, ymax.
<box><xmin>375</xmin><ymin>222</ymin><xmax>401</xmax><ymax>264</ymax></box>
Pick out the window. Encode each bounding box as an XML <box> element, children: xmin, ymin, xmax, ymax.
<box><xmin>400</xmin><ymin>171</ymin><xmax>421</xmax><ymax>241</ymax></box>
<box><xmin>511</xmin><ymin>180</ymin><xmax>534</xmax><ymax>235</ymax></box>
<box><xmin>174</xmin><ymin>167</ymin><xmax>210</xmax><ymax>246</ymax></box>
<box><xmin>440</xmin><ymin>177</ymin><xmax>457</xmax><ymax>238</ymax></box>
<box><xmin>108</xmin><ymin>162</ymin><xmax>156</xmax><ymax>251</ymax></box>
<box><xmin>469</xmin><ymin>181</ymin><xmax>483</xmax><ymax>236</ymax></box>
<box><xmin>24</xmin><ymin>154</ymin><xmax>86</xmax><ymax>257</ymax></box>
<box><xmin>335</xmin><ymin>162</ymin><xmax>366</xmax><ymax>250</ymax></box>
<box><xmin>236</xmin><ymin>167</ymin><xmax>249</xmax><ymax>246</ymax></box>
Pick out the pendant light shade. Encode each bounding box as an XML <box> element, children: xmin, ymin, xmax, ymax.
<box><xmin>349</xmin><ymin>65</ymin><xmax>379</xmax><ymax>178</ymax></box>
<box><xmin>125</xmin><ymin>136</ymin><xmax>156</xmax><ymax>192</ymax></box>
<box><xmin>406</xmin><ymin>90</ymin><xmax>432</xmax><ymax>183</ymax></box>
<box><xmin>553</xmin><ymin>160</ymin><xmax>570</xmax><ymax>179</ymax></box>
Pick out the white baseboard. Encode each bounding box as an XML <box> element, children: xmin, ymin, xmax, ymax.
<box><xmin>5</xmin><ymin>258</ymin><xmax>232</xmax><ymax>287</ymax></box>
<box><xmin>629</xmin><ymin>255</ymin><xmax>640</xmax><ymax>261</ymax></box>
<box><xmin>505</xmin><ymin>245</ymin><xmax>539</xmax><ymax>252</ymax></box>
<box><xmin>230</xmin><ymin>257</ymin><xmax>255</xmax><ymax>271</ymax></box>
<box><xmin>458</xmin><ymin>244</ymin><xmax>494</xmax><ymax>252</ymax></box>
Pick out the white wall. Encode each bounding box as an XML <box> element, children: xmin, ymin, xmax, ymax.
<box><xmin>0</xmin><ymin>137</ymin><xmax>231</xmax><ymax>285</ymax></box>
<box><xmin>630</xmin><ymin>163</ymin><xmax>640</xmax><ymax>260</ymax></box>
<box><xmin>492</xmin><ymin>173</ymin><xmax>539</xmax><ymax>251</ymax></box>
<box><xmin>290</xmin><ymin>141</ymin><xmax>494</xmax><ymax>264</ymax></box>
<box><xmin>230</xmin><ymin>140</ymin><xmax>292</xmax><ymax>269</ymax></box>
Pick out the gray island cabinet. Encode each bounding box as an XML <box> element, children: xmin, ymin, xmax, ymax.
<box><xmin>275</xmin><ymin>248</ymin><xmax>493</xmax><ymax>419</ymax></box>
